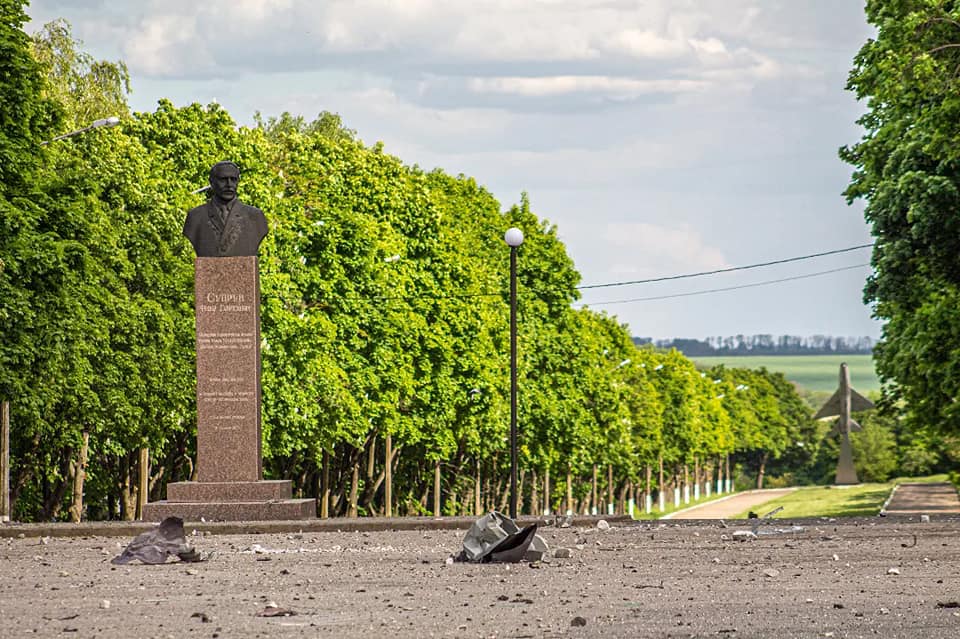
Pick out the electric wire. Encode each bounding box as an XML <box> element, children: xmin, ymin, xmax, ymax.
<box><xmin>575</xmin><ymin>243</ymin><xmax>874</xmax><ymax>290</ymax></box>
<box><xmin>317</xmin><ymin>243</ymin><xmax>876</xmax><ymax>305</ymax></box>
<box><xmin>579</xmin><ymin>263</ymin><xmax>871</xmax><ymax>307</ymax></box>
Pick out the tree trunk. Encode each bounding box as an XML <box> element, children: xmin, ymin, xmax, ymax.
<box><xmin>694</xmin><ymin>456</ymin><xmax>700</xmax><ymax>499</ymax></box>
<box><xmin>726</xmin><ymin>454</ymin><xmax>732</xmax><ymax>492</ymax></box>
<box><xmin>716</xmin><ymin>455</ymin><xmax>724</xmax><ymax>493</ymax></box>
<box><xmin>120</xmin><ymin>455</ymin><xmax>137</xmax><ymax>521</ymax></box>
<box><xmin>43</xmin><ymin>447</ymin><xmax>73</xmax><ymax>520</ymax></box>
<box><xmin>565</xmin><ymin>470</ymin><xmax>573</xmax><ymax>515</ymax></box>
<box><xmin>544</xmin><ymin>466</ymin><xmax>551</xmax><ymax>514</ymax></box>
<box><xmin>530</xmin><ymin>468</ymin><xmax>539</xmax><ymax>516</ymax></box>
<box><xmin>136</xmin><ymin>446</ymin><xmax>148</xmax><ymax>520</ymax></box>
<box><xmin>617</xmin><ymin>481</ymin><xmax>629</xmax><ymax>514</ymax></box>
<box><xmin>433</xmin><ymin>461</ymin><xmax>441</xmax><ymax>516</ymax></box>
<box><xmin>591</xmin><ymin>465</ymin><xmax>598</xmax><ymax>514</ymax></box>
<box><xmin>645</xmin><ymin>465</ymin><xmax>652</xmax><ymax>511</ymax></box>
<box><xmin>757</xmin><ymin>451</ymin><xmax>768</xmax><ymax>490</ymax></box>
<box><xmin>1</xmin><ymin>402</ymin><xmax>10</xmax><ymax>522</ymax></box>
<box><xmin>367</xmin><ymin>434</ymin><xmax>377</xmax><ymax>480</ymax></box>
<box><xmin>474</xmin><ymin>460</ymin><xmax>482</xmax><ymax>515</ymax></box>
<box><xmin>321</xmin><ymin>449</ymin><xmax>330</xmax><ymax>518</ymax></box>
<box><xmin>69</xmin><ymin>432</ymin><xmax>89</xmax><ymax>523</ymax></box>
<box><xmin>497</xmin><ymin>478</ymin><xmax>511</xmax><ymax>513</ymax></box>
<box><xmin>658</xmin><ymin>455</ymin><xmax>665</xmax><ymax>508</ymax></box>
<box><xmin>348</xmin><ymin>460</ymin><xmax>359</xmax><ymax>518</ymax></box>
<box><xmin>607</xmin><ymin>464</ymin><xmax>614</xmax><ymax>514</ymax></box>
<box><xmin>384</xmin><ymin>433</ymin><xmax>392</xmax><ymax>517</ymax></box>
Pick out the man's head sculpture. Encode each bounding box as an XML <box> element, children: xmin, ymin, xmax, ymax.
<box><xmin>183</xmin><ymin>161</ymin><xmax>268</xmax><ymax>257</ymax></box>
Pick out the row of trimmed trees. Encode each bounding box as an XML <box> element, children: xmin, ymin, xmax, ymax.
<box><xmin>0</xmin><ymin>11</ymin><xmax>815</xmax><ymax>521</ymax></box>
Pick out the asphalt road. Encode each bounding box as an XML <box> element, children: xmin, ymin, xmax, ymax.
<box><xmin>664</xmin><ymin>489</ymin><xmax>797</xmax><ymax>520</ymax></box>
<box><xmin>2</xmin><ymin>515</ymin><xmax>959</xmax><ymax>638</ymax></box>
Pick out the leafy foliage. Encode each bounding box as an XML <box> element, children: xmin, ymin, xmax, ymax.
<box><xmin>2</xmin><ymin>10</ymin><xmax>822</xmax><ymax>520</ymax></box>
<box><xmin>842</xmin><ymin>0</ymin><xmax>960</xmax><ymax>437</ymax></box>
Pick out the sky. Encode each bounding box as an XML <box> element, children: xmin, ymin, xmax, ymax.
<box><xmin>24</xmin><ymin>0</ymin><xmax>880</xmax><ymax>341</ymax></box>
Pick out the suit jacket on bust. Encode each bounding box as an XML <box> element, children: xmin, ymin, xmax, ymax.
<box><xmin>183</xmin><ymin>199</ymin><xmax>268</xmax><ymax>257</ymax></box>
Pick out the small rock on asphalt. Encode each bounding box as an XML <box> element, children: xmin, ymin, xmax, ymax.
<box><xmin>555</xmin><ymin>548</ymin><xmax>573</xmax><ymax>559</ymax></box>
<box><xmin>571</xmin><ymin>616</ymin><xmax>588</xmax><ymax>627</ymax></box>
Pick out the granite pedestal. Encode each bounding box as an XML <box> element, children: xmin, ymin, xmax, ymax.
<box><xmin>143</xmin><ymin>257</ymin><xmax>315</xmax><ymax>522</ymax></box>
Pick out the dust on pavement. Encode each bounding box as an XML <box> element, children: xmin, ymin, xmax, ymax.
<box><xmin>2</xmin><ymin>517</ymin><xmax>959</xmax><ymax>638</ymax></box>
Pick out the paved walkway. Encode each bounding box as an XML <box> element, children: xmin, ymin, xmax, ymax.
<box><xmin>881</xmin><ymin>482</ymin><xmax>960</xmax><ymax>515</ymax></box>
<box><xmin>663</xmin><ymin>488</ymin><xmax>797</xmax><ymax>519</ymax></box>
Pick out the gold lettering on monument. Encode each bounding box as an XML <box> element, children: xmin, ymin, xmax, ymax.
<box><xmin>199</xmin><ymin>292</ymin><xmax>252</xmax><ymax>313</ymax></box>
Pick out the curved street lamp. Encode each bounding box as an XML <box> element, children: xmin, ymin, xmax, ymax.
<box><xmin>504</xmin><ymin>227</ymin><xmax>524</xmax><ymax>519</ymax></box>
<box><xmin>41</xmin><ymin>116</ymin><xmax>121</xmax><ymax>145</ymax></box>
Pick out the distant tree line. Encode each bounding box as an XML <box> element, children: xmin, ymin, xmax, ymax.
<box><xmin>633</xmin><ymin>335</ymin><xmax>876</xmax><ymax>357</ymax></box>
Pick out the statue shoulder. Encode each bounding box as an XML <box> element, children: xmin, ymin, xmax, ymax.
<box><xmin>237</xmin><ymin>200</ymin><xmax>265</xmax><ymax>215</ymax></box>
<box><xmin>186</xmin><ymin>201</ymin><xmax>211</xmax><ymax>218</ymax></box>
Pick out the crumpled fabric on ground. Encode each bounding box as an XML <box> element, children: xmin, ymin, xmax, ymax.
<box><xmin>454</xmin><ymin>511</ymin><xmax>548</xmax><ymax>563</ymax></box>
<box><xmin>111</xmin><ymin>516</ymin><xmax>202</xmax><ymax>565</ymax></box>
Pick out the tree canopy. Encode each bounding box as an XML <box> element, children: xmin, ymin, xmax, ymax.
<box><xmin>0</xmin><ymin>10</ymin><xmax>820</xmax><ymax>521</ymax></box>
<box><xmin>842</xmin><ymin>0</ymin><xmax>960</xmax><ymax>437</ymax></box>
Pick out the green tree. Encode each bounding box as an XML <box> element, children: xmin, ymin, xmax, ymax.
<box><xmin>852</xmin><ymin>412</ymin><xmax>899</xmax><ymax>482</ymax></box>
<box><xmin>842</xmin><ymin>0</ymin><xmax>960</xmax><ymax>438</ymax></box>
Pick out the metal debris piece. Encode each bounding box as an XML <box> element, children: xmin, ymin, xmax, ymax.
<box><xmin>454</xmin><ymin>511</ymin><xmax>549</xmax><ymax>563</ymax></box>
<box><xmin>256</xmin><ymin>607</ymin><xmax>296</xmax><ymax>617</ymax></box>
<box><xmin>756</xmin><ymin>526</ymin><xmax>805</xmax><ymax>536</ymax></box>
<box><xmin>111</xmin><ymin>517</ymin><xmax>204</xmax><ymax>565</ymax></box>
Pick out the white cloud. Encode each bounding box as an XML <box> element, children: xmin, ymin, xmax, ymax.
<box><xmin>24</xmin><ymin>0</ymin><xmax>881</xmax><ymax>338</ymax></box>
<box><xmin>124</xmin><ymin>13</ymin><xmax>205</xmax><ymax>75</ymax></box>
<box><xmin>606</xmin><ymin>28</ymin><xmax>689</xmax><ymax>59</ymax></box>
<box><xmin>601</xmin><ymin>222</ymin><xmax>730</xmax><ymax>277</ymax></box>
<box><xmin>467</xmin><ymin>75</ymin><xmax>708</xmax><ymax>98</ymax></box>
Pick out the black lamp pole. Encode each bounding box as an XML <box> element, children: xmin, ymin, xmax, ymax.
<box><xmin>504</xmin><ymin>227</ymin><xmax>524</xmax><ymax>519</ymax></box>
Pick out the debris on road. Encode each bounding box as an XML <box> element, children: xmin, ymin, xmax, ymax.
<box><xmin>256</xmin><ymin>602</ymin><xmax>296</xmax><ymax>617</ymax></box>
<box><xmin>111</xmin><ymin>517</ymin><xmax>205</xmax><ymax>565</ymax></box>
<box><xmin>452</xmin><ymin>512</ymin><xmax>548</xmax><ymax>563</ymax></box>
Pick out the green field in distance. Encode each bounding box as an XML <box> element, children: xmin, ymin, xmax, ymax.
<box><xmin>691</xmin><ymin>354</ymin><xmax>879</xmax><ymax>393</ymax></box>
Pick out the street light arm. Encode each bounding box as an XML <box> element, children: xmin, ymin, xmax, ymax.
<box><xmin>40</xmin><ymin>115</ymin><xmax>121</xmax><ymax>145</ymax></box>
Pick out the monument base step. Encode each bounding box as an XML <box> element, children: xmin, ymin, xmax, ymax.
<box><xmin>166</xmin><ymin>480</ymin><xmax>293</xmax><ymax>503</ymax></box>
<box><xmin>142</xmin><ymin>498</ymin><xmax>316</xmax><ymax>522</ymax></box>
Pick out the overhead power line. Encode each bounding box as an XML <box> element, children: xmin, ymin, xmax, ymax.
<box><xmin>580</xmin><ymin>263</ymin><xmax>871</xmax><ymax>307</ymax></box>
<box><xmin>310</xmin><ymin>244</ymin><xmax>876</xmax><ymax>306</ymax></box>
<box><xmin>576</xmin><ymin>243</ymin><xmax>874</xmax><ymax>290</ymax></box>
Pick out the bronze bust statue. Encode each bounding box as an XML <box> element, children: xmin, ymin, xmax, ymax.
<box><xmin>183</xmin><ymin>161</ymin><xmax>268</xmax><ymax>257</ymax></box>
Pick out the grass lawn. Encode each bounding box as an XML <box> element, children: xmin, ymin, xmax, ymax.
<box><xmin>728</xmin><ymin>474</ymin><xmax>949</xmax><ymax>519</ymax></box>
<box><xmin>692</xmin><ymin>354</ymin><xmax>878</xmax><ymax>393</ymax></box>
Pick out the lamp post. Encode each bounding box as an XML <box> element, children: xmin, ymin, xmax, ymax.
<box><xmin>504</xmin><ymin>227</ymin><xmax>524</xmax><ymax>519</ymax></box>
<box><xmin>41</xmin><ymin>116</ymin><xmax>121</xmax><ymax>145</ymax></box>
